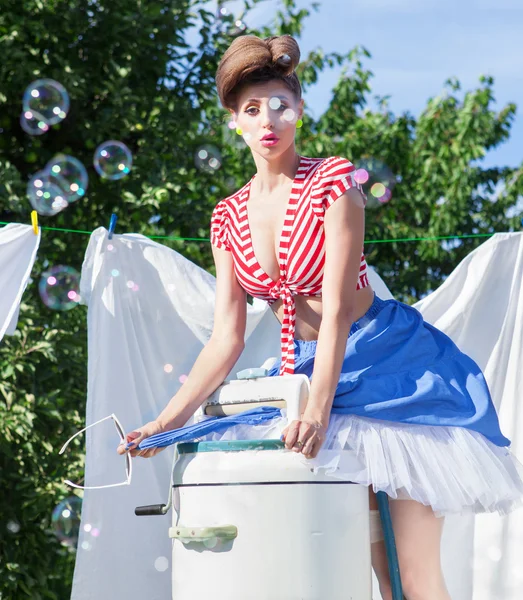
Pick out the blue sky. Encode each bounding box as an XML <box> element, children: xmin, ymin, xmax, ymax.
<box><xmin>208</xmin><ymin>0</ymin><xmax>523</xmax><ymax>169</ymax></box>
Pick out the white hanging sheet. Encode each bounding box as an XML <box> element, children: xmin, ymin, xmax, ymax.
<box><xmin>414</xmin><ymin>232</ymin><xmax>523</xmax><ymax>600</ymax></box>
<box><xmin>0</xmin><ymin>223</ymin><xmax>40</xmax><ymax>342</ymax></box>
<box><xmin>70</xmin><ymin>228</ymin><xmax>523</xmax><ymax>600</ymax></box>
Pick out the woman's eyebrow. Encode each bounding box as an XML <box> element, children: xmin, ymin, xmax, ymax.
<box><xmin>244</xmin><ymin>95</ymin><xmax>290</xmax><ymax>103</ymax></box>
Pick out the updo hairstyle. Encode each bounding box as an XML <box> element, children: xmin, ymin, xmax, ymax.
<box><xmin>216</xmin><ymin>34</ymin><xmax>302</xmax><ymax>111</ymax></box>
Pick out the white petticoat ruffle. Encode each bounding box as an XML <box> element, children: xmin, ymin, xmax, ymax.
<box><xmin>199</xmin><ymin>412</ymin><xmax>523</xmax><ymax>518</ymax></box>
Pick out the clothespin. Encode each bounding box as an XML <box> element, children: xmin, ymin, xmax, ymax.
<box><xmin>31</xmin><ymin>210</ymin><xmax>39</xmax><ymax>235</ymax></box>
<box><xmin>108</xmin><ymin>213</ymin><xmax>118</xmax><ymax>240</ymax></box>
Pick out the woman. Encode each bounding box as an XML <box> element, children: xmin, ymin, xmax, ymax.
<box><xmin>118</xmin><ymin>34</ymin><xmax>523</xmax><ymax>599</ymax></box>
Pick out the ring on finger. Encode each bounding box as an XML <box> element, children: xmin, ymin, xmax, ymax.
<box><xmin>302</xmin><ymin>439</ymin><xmax>314</xmax><ymax>455</ymax></box>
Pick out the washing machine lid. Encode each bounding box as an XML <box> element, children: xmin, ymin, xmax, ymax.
<box><xmin>177</xmin><ymin>439</ymin><xmax>284</xmax><ymax>454</ymax></box>
<box><xmin>174</xmin><ymin>439</ymin><xmax>364</xmax><ymax>484</ymax></box>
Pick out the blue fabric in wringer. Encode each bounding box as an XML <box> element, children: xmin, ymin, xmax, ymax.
<box><xmin>137</xmin><ymin>406</ymin><xmax>281</xmax><ymax>449</ymax></box>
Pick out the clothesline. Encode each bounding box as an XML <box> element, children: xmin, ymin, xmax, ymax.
<box><xmin>0</xmin><ymin>221</ymin><xmax>499</xmax><ymax>245</ymax></box>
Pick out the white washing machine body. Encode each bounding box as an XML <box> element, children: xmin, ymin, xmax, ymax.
<box><xmin>170</xmin><ymin>439</ymin><xmax>371</xmax><ymax>600</ymax></box>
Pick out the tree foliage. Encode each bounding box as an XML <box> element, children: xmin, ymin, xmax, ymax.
<box><xmin>0</xmin><ymin>0</ymin><xmax>522</xmax><ymax>597</ymax></box>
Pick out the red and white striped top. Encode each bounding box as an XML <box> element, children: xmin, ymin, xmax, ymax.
<box><xmin>210</xmin><ymin>155</ymin><xmax>369</xmax><ymax>375</ymax></box>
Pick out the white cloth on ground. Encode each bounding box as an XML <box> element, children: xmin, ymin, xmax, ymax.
<box><xmin>0</xmin><ymin>223</ymin><xmax>40</xmax><ymax>342</ymax></box>
<box><xmin>71</xmin><ymin>228</ymin><xmax>523</xmax><ymax>600</ymax></box>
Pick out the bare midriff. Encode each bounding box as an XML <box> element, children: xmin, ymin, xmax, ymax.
<box><xmin>269</xmin><ymin>284</ymin><xmax>375</xmax><ymax>341</ymax></box>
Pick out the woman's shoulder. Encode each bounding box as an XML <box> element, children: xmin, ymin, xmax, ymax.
<box><xmin>215</xmin><ymin>177</ymin><xmax>252</xmax><ymax>211</ymax></box>
<box><xmin>315</xmin><ymin>155</ymin><xmax>356</xmax><ymax>173</ymax></box>
<box><xmin>304</xmin><ymin>155</ymin><xmax>357</xmax><ymax>187</ymax></box>
<box><xmin>301</xmin><ymin>154</ymin><xmax>355</xmax><ymax>174</ymax></box>
<box><xmin>305</xmin><ymin>155</ymin><xmax>363</xmax><ymax>217</ymax></box>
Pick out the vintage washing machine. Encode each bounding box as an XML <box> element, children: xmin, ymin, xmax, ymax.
<box><xmin>135</xmin><ymin>369</ymin><xmax>403</xmax><ymax>600</ymax></box>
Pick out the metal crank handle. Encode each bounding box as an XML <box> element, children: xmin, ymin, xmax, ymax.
<box><xmin>135</xmin><ymin>503</ymin><xmax>170</xmax><ymax>516</ymax></box>
<box><xmin>135</xmin><ymin>441</ymin><xmax>179</xmax><ymax>517</ymax></box>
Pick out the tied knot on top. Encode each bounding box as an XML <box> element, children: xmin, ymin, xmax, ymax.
<box><xmin>267</xmin><ymin>277</ymin><xmax>297</xmax><ymax>376</ymax></box>
<box><xmin>268</xmin><ymin>278</ymin><xmax>291</xmax><ymax>301</ymax></box>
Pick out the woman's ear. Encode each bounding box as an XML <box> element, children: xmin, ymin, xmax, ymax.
<box><xmin>298</xmin><ymin>98</ymin><xmax>305</xmax><ymax>120</ymax></box>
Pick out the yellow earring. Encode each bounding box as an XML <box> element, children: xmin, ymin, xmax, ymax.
<box><xmin>236</xmin><ymin>127</ymin><xmax>243</xmax><ymax>135</ymax></box>
<box><xmin>296</xmin><ymin>119</ymin><xmax>303</xmax><ymax>129</ymax></box>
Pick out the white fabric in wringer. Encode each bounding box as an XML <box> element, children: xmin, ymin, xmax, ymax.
<box><xmin>0</xmin><ymin>223</ymin><xmax>40</xmax><ymax>342</ymax></box>
<box><xmin>71</xmin><ymin>228</ymin><xmax>523</xmax><ymax>600</ymax></box>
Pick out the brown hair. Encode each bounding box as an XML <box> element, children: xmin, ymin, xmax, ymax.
<box><xmin>216</xmin><ymin>34</ymin><xmax>302</xmax><ymax>110</ymax></box>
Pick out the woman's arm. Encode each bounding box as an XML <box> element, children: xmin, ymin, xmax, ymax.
<box><xmin>305</xmin><ymin>186</ymin><xmax>366</xmax><ymax>421</ymax></box>
<box><xmin>156</xmin><ymin>243</ymin><xmax>248</xmax><ymax>431</ymax></box>
<box><xmin>283</xmin><ymin>186</ymin><xmax>366</xmax><ymax>456</ymax></box>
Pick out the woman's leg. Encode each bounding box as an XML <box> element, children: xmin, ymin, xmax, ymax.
<box><xmin>369</xmin><ymin>488</ymin><xmax>452</xmax><ymax>600</ymax></box>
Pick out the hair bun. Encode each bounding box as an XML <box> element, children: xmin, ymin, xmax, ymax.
<box><xmin>266</xmin><ymin>35</ymin><xmax>300</xmax><ymax>77</ymax></box>
<box><xmin>216</xmin><ymin>34</ymin><xmax>302</xmax><ymax>109</ymax></box>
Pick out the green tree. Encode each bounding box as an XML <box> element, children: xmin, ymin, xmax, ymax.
<box><xmin>0</xmin><ymin>0</ymin><xmax>522</xmax><ymax>597</ymax></box>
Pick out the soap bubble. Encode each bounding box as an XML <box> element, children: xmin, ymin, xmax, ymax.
<box><xmin>22</xmin><ymin>79</ymin><xmax>69</xmax><ymax>126</ymax></box>
<box><xmin>203</xmin><ymin>536</ymin><xmax>218</xmax><ymax>549</ymax></box>
<box><xmin>20</xmin><ymin>111</ymin><xmax>49</xmax><ymax>136</ymax></box>
<box><xmin>282</xmin><ymin>108</ymin><xmax>297</xmax><ymax>123</ymax></box>
<box><xmin>39</xmin><ymin>266</ymin><xmax>81</xmax><ymax>311</ymax></box>
<box><xmin>353</xmin><ymin>158</ymin><xmax>396</xmax><ymax>209</ymax></box>
<box><xmin>78</xmin><ymin>521</ymin><xmax>100</xmax><ymax>552</ymax></box>
<box><xmin>222</xmin><ymin>120</ymin><xmax>246</xmax><ymax>150</ymax></box>
<box><xmin>216</xmin><ymin>5</ymin><xmax>229</xmax><ymax>18</ymax></box>
<box><xmin>269</xmin><ymin>97</ymin><xmax>282</xmax><ymax>110</ymax></box>
<box><xmin>154</xmin><ymin>556</ymin><xmax>169</xmax><ymax>572</ymax></box>
<box><xmin>27</xmin><ymin>171</ymin><xmax>68</xmax><ymax>216</ymax></box>
<box><xmin>225</xmin><ymin>176</ymin><xmax>236</xmax><ymax>191</ymax></box>
<box><xmin>6</xmin><ymin>520</ymin><xmax>21</xmax><ymax>534</ymax></box>
<box><xmin>93</xmin><ymin>141</ymin><xmax>132</xmax><ymax>180</ymax></box>
<box><xmin>46</xmin><ymin>155</ymin><xmax>89</xmax><ymax>203</ymax></box>
<box><xmin>487</xmin><ymin>546</ymin><xmax>502</xmax><ymax>562</ymax></box>
<box><xmin>164</xmin><ymin>364</ymin><xmax>173</xmax><ymax>373</ymax></box>
<box><xmin>52</xmin><ymin>496</ymin><xmax>82</xmax><ymax>548</ymax></box>
<box><xmin>353</xmin><ymin>169</ymin><xmax>369</xmax><ymax>186</ymax></box>
<box><xmin>229</xmin><ymin>19</ymin><xmax>247</xmax><ymax>36</ymax></box>
<box><xmin>86</xmin><ymin>524</ymin><xmax>100</xmax><ymax>538</ymax></box>
<box><xmin>195</xmin><ymin>145</ymin><xmax>222</xmax><ymax>173</ymax></box>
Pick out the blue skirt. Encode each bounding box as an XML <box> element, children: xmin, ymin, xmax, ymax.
<box><xmin>140</xmin><ymin>294</ymin><xmax>523</xmax><ymax>515</ymax></box>
<box><xmin>266</xmin><ymin>293</ymin><xmax>510</xmax><ymax>448</ymax></box>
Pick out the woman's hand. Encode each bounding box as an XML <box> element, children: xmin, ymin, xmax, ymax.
<box><xmin>116</xmin><ymin>420</ymin><xmax>165</xmax><ymax>459</ymax></box>
<box><xmin>281</xmin><ymin>415</ymin><xmax>328</xmax><ymax>459</ymax></box>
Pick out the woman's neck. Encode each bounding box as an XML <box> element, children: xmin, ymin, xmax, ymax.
<box><xmin>250</xmin><ymin>148</ymin><xmax>300</xmax><ymax>196</ymax></box>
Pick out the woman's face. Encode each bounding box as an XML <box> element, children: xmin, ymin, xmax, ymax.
<box><xmin>231</xmin><ymin>80</ymin><xmax>304</xmax><ymax>159</ymax></box>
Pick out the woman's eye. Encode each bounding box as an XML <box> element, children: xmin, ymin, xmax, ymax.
<box><xmin>245</xmin><ymin>105</ymin><xmax>287</xmax><ymax>115</ymax></box>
